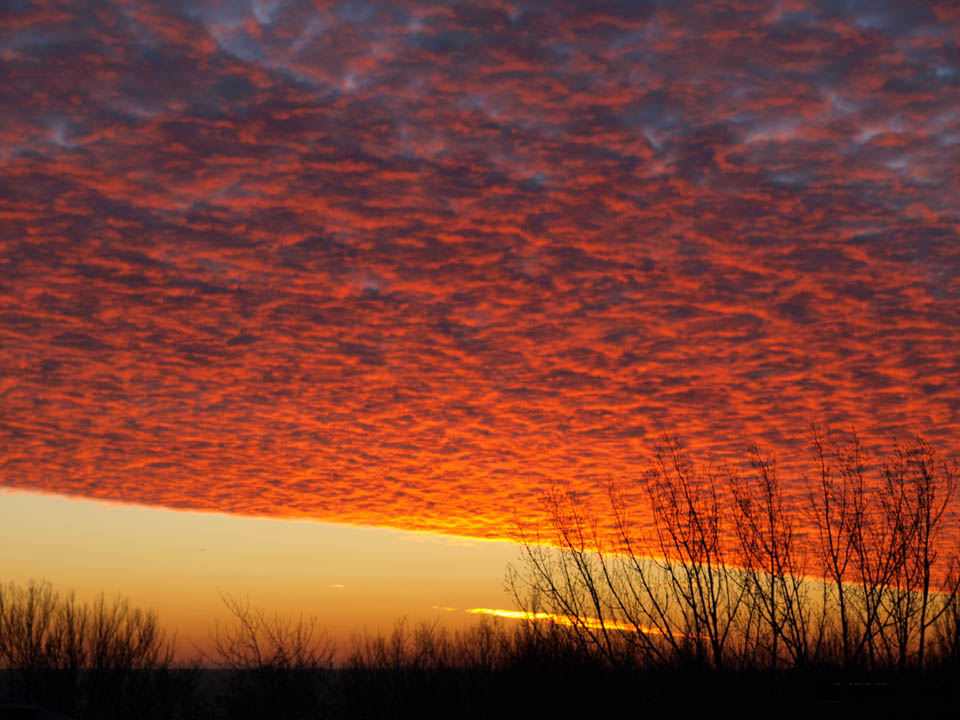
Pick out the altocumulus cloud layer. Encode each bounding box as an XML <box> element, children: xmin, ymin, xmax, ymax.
<box><xmin>1</xmin><ymin>0</ymin><xmax>959</xmax><ymax>537</ymax></box>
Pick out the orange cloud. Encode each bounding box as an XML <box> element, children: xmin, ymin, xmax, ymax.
<box><xmin>1</xmin><ymin>0</ymin><xmax>958</xmax><ymax>545</ymax></box>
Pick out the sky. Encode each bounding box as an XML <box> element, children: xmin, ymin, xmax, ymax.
<box><xmin>2</xmin><ymin>0</ymin><xmax>959</xmax><ymax>650</ymax></box>
<box><xmin>0</xmin><ymin>490</ymin><xmax>519</xmax><ymax>658</ymax></box>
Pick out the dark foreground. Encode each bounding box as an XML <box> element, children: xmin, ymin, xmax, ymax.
<box><xmin>3</xmin><ymin>658</ymin><xmax>960</xmax><ymax>720</ymax></box>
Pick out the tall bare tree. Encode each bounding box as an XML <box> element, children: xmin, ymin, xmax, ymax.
<box><xmin>878</xmin><ymin>438</ymin><xmax>959</xmax><ymax>668</ymax></box>
<box><xmin>806</xmin><ymin>426</ymin><xmax>867</xmax><ymax>667</ymax></box>
<box><xmin>507</xmin><ymin>484</ymin><xmax>626</xmax><ymax>666</ymax></box>
<box><xmin>731</xmin><ymin>444</ymin><xmax>821</xmax><ymax>668</ymax></box>
<box><xmin>643</xmin><ymin>434</ymin><xmax>747</xmax><ymax>668</ymax></box>
<box><xmin>509</xmin><ymin>428</ymin><xmax>960</xmax><ymax>674</ymax></box>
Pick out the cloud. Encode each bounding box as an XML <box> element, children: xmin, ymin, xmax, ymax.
<box><xmin>1</xmin><ymin>0</ymin><xmax>958</xmax><ymax>540</ymax></box>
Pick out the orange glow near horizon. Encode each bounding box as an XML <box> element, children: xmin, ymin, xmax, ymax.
<box><xmin>0</xmin><ymin>490</ymin><xmax>520</xmax><ymax>661</ymax></box>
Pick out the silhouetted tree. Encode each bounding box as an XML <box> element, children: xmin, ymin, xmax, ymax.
<box><xmin>642</xmin><ymin>435</ymin><xmax>748</xmax><ymax>668</ymax></box>
<box><xmin>0</xmin><ymin>579</ymin><xmax>180</xmax><ymax>719</ymax></box>
<box><xmin>509</xmin><ymin>428</ymin><xmax>960</xmax><ymax>676</ymax></box>
<box><xmin>509</xmin><ymin>434</ymin><xmax>751</xmax><ymax>670</ymax></box>
<box><xmin>806</xmin><ymin>428</ymin><xmax>960</xmax><ymax>670</ymax></box>
<box><xmin>507</xmin><ymin>485</ymin><xmax>630</xmax><ymax>667</ymax></box>
<box><xmin>878</xmin><ymin>438</ymin><xmax>959</xmax><ymax>668</ymax></box>
<box><xmin>207</xmin><ymin>594</ymin><xmax>335</xmax><ymax>720</ymax></box>
<box><xmin>731</xmin><ymin>444</ymin><xmax>821</xmax><ymax>669</ymax></box>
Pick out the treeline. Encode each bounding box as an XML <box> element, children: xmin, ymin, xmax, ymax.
<box><xmin>3</xmin><ymin>577</ymin><xmax>959</xmax><ymax>720</ymax></box>
<box><xmin>0</xmin><ymin>583</ymin><xmax>690</xmax><ymax>719</ymax></box>
<box><xmin>2</xmin><ymin>429</ymin><xmax>959</xmax><ymax>718</ymax></box>
<box><xmin>509</xmin><ymin>428</ymin><xmax>960</xmax><ymax>674</ymax></box>
<box><xmin>0</xmin><ymin>581</ymin><xmax>198</xmax><ymax>719</ymax></box>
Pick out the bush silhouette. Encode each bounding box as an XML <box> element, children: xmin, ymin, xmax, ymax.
<box><xmin>0</xmin><ymin>579</ymin><xmax>193</xmax><ymax>719</ymax></box>
<box><xmin>206</xmin><ymin>594</ymin><xmax>335</xmax><ymax>720</ymax></box>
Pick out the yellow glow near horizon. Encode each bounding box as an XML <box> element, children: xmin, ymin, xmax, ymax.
<box><xmin>0</xmin><ymin>489</ymin><xmax>521</xmax><ymax>660</ymax></box>
<box><xmin>466</xmin><ymin>607</ymin><xmax>667</xmax><ymax>634</ymax></box>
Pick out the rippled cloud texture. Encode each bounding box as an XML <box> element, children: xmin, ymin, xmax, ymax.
<box><xmin>2</xmin><ymin>0</ymin><xmax>959</xmax><ymax>537</ymax></box>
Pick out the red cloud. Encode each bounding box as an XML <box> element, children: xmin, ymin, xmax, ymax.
<box><xmin>1</xmin><ymin>1</ymin><xmax>958</xmax><ymax>540</ymax></box>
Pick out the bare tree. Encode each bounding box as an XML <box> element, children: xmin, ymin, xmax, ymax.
<box><xmin>878</xmin><ymin>438</ymin><xmax>960</xmax><ymax>668</ymax></box>
<box><xmin>207</xmin><ymin>594</ymin><xmax>335</xmax><ymax>720</ymax></box>
<box><xmin>508</xmin><ymin>435</ymin><xmax>751</xmax><ymax>670</ymax></box>
<box><xmin>506</xmin><ymin>485</ymin><xmax>626</xmax><ymax>666</ymax></box>
<box><xmin>604</xmin><ymin>482</ymin><xmax>695</xmax><ymax>667</ymax></box>
<box><xmin>934</xmin><ymin>592</ymin><xmax>960</xmax><ymax>666</ymax></box>
<box><xmin>509</xmin><ymin>427</ymin><xmax>960</xmax><ymax>676</ymax></box>
<box><xmin>643</xmin><ymin>435</ymin><xmax>748</xmax><ymax>668</ymax></box>
<box><xmin>806</xmin><ymin>426</ymin><xmax>870</xmax><ymax>668</ymax></box>
<box><xmin>731</xmin><ymin>445</ymin><xmax>821</xmax><ymax>669</ymax></box>
<box><xmin>0</xmin><ymin>579</ymin><xmax>177</xmax><ymax>719</ymax></box>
